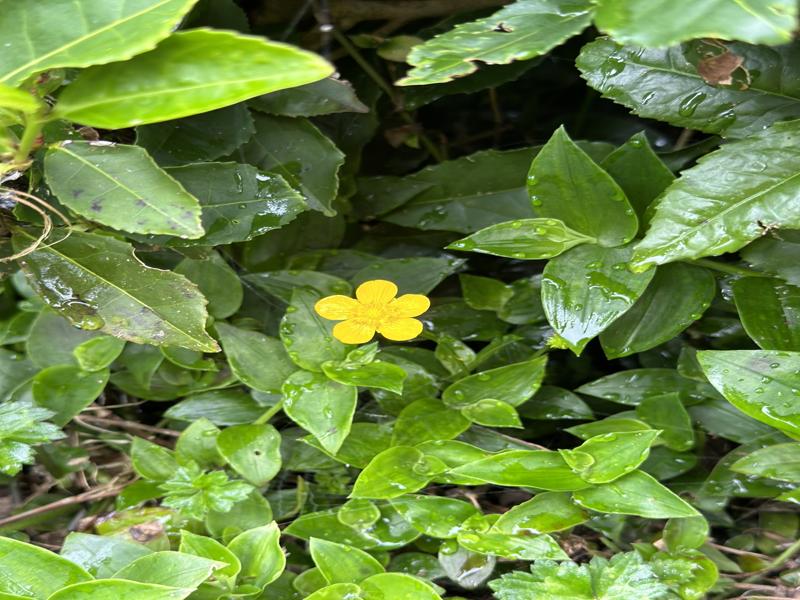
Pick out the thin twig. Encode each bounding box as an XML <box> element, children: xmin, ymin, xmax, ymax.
<box><xmin>0</xmin><ymin>483</ymin><xmax>126</xmax><ymax>528</ymax></box>
<box><xmin>77</xmin><ymin>415</ymin><xmax>180</xmax><ymax>438</ymax></box>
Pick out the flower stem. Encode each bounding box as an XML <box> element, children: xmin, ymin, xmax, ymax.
<box><xmin>254</xmin><ymin>399</ymin><xmax>285</xmax><ymax>425</ymax></box>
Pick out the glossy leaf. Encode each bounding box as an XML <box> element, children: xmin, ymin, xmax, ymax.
<box><xmin>458</xmin><ymin>529</ymin><xmax>567</xmax><ymax>561</ymax></box>
<box><xmin>14</xmin><ymin>230</ymin><xmax>219</xmax><ymax>352</ymax></box>
<box><xmin>55</xmin><ymin>29</ymin><xmax>333</xmax><ymax>128</ymax></box>
<box><xmin>31</xmin><ymin>364</ymin><xmax>108</xmax><ymax>425</ymax></box>
<box><xmin>636</xmin><ymin>393</ymin><xmax>695</xmax><ymax>451</ymax></box>
<box><xmin>391</xmin><ymin>398</ymin><xmax>471</xmax><ymax>446</ymax></box>
<box><xmin>245</xmin><ymin>270</ymin><xmax>351</xmax><ymax>304</ymax></box>
<box><xmin>698</xmin><ymin>350</ymin><xmax>800</xmax><ymax>437</ymax></box>
<box><xmin>733</xmin><ymin>277</ymin><xmax>800</xmax><ymax>351</ymax></box>
<box><xmin>361</xmin><ymin>573</ymin><xmax>441</xmax><ymax>599</ymax></box>
<box><xmin>73</xmin><ymin>336</ymin><xmax>126</xmax><ymax>372</ymax></box>
<box><xmin>450</xmin><ymin>450</ymin><xmax>592</xmax><ymax>491</ymax></box>
<box><xmin>227</xmin><ymin>522</ymin><xmax>285</xmax><ymax>588</ymax></box>
<box><xmin>542</xmin><ymin>244</ymin><xmax>655</xmax><ymax>354</ymax></box>
<box><xmin>632</xmin><ymin>120</ymin><xmax>800</xmax><ymax>269</ymax></box>
<box><xmin>309</xmin><ymin>538</ymin><xmax>384</xmax><ymax>584</ymax></box>
<box><xmin>175</xmin><ymin>418</ymin><xmax>224</xmax><ymax>469</ymax></box>
<box><xmin>0</xmin><ymin>536</ymin><xmax>91</xmax><ymax>598</ymax></box>
<box><xmin>519</xmin><ymin>386</ymin><xmax>594</xmax><ymax>420</ymax></box>
<box><xmin>390</xmin><ymin>495</ymin><xmax>479</xmax><ymax>538</ymax></box>
<box><xmin>322</xmin><ymin>359</ymin><xmax>406</xmax><ymax>394</ymax></box>
<box><xmin>560</xmin><ymin>430</ymin><xmax>660</xmax><ymax>484</ymax></box>
<box><xmin>459</xmin><ymin>274</ymin><xmax>513</xmax><ymax>312</ymax></box>
<box><xmin>281</xmin><ymin>287</ymin><xmax>348</xmax><ymax>372</ymax></box>
<box><xmin>742</xmin><ymin>231</ymin><xmax>800</xmax><ymax>285</ymax></box>
<box><xmin>216</xmin><ymin>424</ymin><xmax>282</xmax><ymax>486</ymax></box>
<box><xmin>529</xmin><ymin>127</ymin><xmax>637</xmax><ymax>247</ymax></box>
<box><xmin>60</xmin><ymin>532</ymin><xmax>152</xmax><ymax>579</ymax></box>
<box><xmin>576</xmin><ymin>368</ymin><xmax>716</xmax><ymax>406</ymax></box>
<box><xmin>351</xmin><ymin>446</ymin><xmax>444</xmax><ymax>499</ymax></box>
<box><xmin>462</xmin><ymin>399</ymin><xmax>523</xmax><ymax>428</ymax></box>
<box><xmin>251</xmin><ymin>77</ymin><xmax>368</xmax><ymax>117</ymax></box>
<box><xmin>493</xmin><ymin>492</ymin><xmax>587</xmax><ymax>533</ymax></box>
<box><xmin>216</xmin><ymin>323</ymin><xmax>297</xmax><ymax>394</ymax></box>
<box><xmin>730</xmin><ymin>443</ymin><xmax>800</xmax><ymax>482</ymax></box>
<box><xmin>442</xmin><ymin>356</ymin><xmax>547</xmax><ymax>408</ymax></box>
<box><xmin>48</xmin><ymin>580</ymin><xmax>191</xmax><ymax>600</ymax></box>
<box><xmin>398</xmin><ymin>0</ymin><xmax>594</xmax><ymax>85</ymax></box>
<box><xmin>179</xmin><ymin>531</ymin><xmax>240</xmax><ymax>582</ymax></box>
<box><xmin>111</xmin><ymin>551</ymin><xmax>221</xmax><ymax>587</ymax></box>
<box><xmin>45</xmin><ymin>141</ymin><xmax>203</xmax><ymax>238</ymax></box>
<box><xmin>663</xmin><ymin>516</ymin><xmax>709</xmax><ymax>553</ymax></box>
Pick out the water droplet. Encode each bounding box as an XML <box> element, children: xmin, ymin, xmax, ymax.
<box><xmin>678</xmin><ymin>91</ymin><xmax>707</xmax><ymax>117</ymax></box>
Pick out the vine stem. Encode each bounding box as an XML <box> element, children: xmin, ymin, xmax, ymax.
<box><xmin>255</xmin><ymin>400</ymin><xmax>285</xmax><ymax>425</ymax></box>
<box><xmin>688</xmin><ymin>258</ymin><xmax>769</xmax><ymax>278</ymax></box>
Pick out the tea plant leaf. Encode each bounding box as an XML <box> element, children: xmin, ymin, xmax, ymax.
<box><xmin>398</xmin><ymin>0</ymin><xmax>595</xmax><ymax>85</ymax></box>
<box><xmin>14</xmin><ymin>230</ymin><xmax>218</xmax><ymax>352</ymax></box>
<box><xmin>542</xmin><ymin>244</ymin><xmax>655</xmax><ymax>354</ymax></box>
<box><xmin>45</xmin><ymin>141</ymin><xmax>204</xmax><ymax>238</ymax></box>
<box><xmin>0</xmin><ymin>0</ymin><xmax>197</xmax><ymax>86</ymax></box>
<box><xmin>578</xmin><ymin>38</ymin><xmax>800</xmax><ymax>138</ymax></box>
<box><xmin>54</xmin><ymin>29</ymin><xmax>333</xmax><ymax>128</ymax></box>
<box><xmin>632</xmin><ymin>120</ymin><xmax>800</xmax><ymax>269</ymax></box>
<box><xmin>594</xmin><ymin>0</ymin><xmax>796</xmax><ymax>46</ymax></box>
<box><xmin>732</xmin><ymin>277</ymin><xmax>800</xmax><ymax>351</ymax></box>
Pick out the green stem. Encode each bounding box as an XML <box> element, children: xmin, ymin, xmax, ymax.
<box><xmin>743</xmin><ymin>536</ymin><xmax>800</xmax><ymax>584</ymax></box>
<box><xmin>254</xmin><ymin>399</ymin><xmax>285</xmax><ymax>425</ymax></box>
<box><xmin>12</xmin><ymin>117</ymin><xmax>44</xmax><ymax>166</ymax></box>
<box><xmin>689</xmin><ymin>258</ymin><xmax>769</xmax><ymax>278</ymax></box>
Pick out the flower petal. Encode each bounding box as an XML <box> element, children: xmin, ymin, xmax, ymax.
<box><xmin>334</xmin><ymin>320</ymin><xmax>376</xmax><ymax>344</ymax></box>
<box><xmin>356</xmin><ymin>279</ymin><xmax>397</xmax><ymax>305</ymax></box>
<box><xmin>378</xmin><ymin>318</ymin><xmax>424</xmax><ymax>341</ymax></box>
<box><xmin>390</xmin><ymin>294</ymin><xmax>430</xmax><ymax>318</ymax></box>
<box><xmin>315</xmin><ymin>295</ymin><xmax>358</xmax><ymax>320</ymax></box>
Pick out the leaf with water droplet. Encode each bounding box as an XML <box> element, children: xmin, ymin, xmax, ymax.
<box><xmin>733</xmin><ymin>277</ymin><xmax>800</xmax><ymax>351</ymax></box>
<box><xmin>442</xmin><ymin>356</ymin><xmax>547</xmax><ymax>409</ymax></box>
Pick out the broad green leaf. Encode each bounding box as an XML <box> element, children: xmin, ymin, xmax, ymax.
<box><xmin>337</xmin><ymin>499</ymin><xmax>381</xmax><ymax>529</ymax></box>
<box><xmin>576</xmin><ymin>368</ymin><xmax>716</xmax><ymax>406</ymax></box>
<box><xmin>461</xmin><ymin>399</ymin><xmax>523</xmax><ymax>428</ymax></box>
<box><xmin>594</xmin><ymin>0</ymin><xmax>796</xmax><ymax>46</ymax></box>
<box><xmin>251</xmin><ymin>77</ymin><xmax>368</xmax><ymax>116</ymax></box>
<box><xmin>742</xmin><ymin>231</ymin><xmax>800</xmax><ymax>285</ymax></box>
<box><xmin>31</xmin><ymin>364</ymin><xmax>108</xmax><ymax>425</ymax></box>
<box><xmin>436</xmin><ymin>334</ymin><xmax>477</xmax><ymax>376</ymax></box>
<box><xmin>179</xmin><ymin>531</ymin><xmax>240</xmax><ymax>582</ymax></box>
<box><xmin>600</xmin><ymin>132</ymin><xmax>675</xmax><ymax>224</ymax></box>
<box><xmin>493</xmin><ymin>492</ymin><xmax>587</xmax><ymax>533</ymax></box>
<box><xmin>542</xmin><ymin>244</ymin><xmax>655</xmax><ymax>354</ymax></box>
<box><xmin>438</xmin><ymin>545</ymin><xmax>495</xmax><ymax>589</ymax></box>
<box><xmin>174</xmin><ymin>252</ymin><xmax>242</xmax><ymax>320</ymax></box>
<box><xmin>450</xmin><ymin>450</ymin><xmax>592</xmax><ymax>491</ymax></box>
<box><xmin>459</xmin><ymin>274</ymin><xmax>513</xmax><ymax>312</ymax></box>
<box><xmin>350</xmin><ymin>256</ymin><xmax>463</xmax><ymax>296</ymax></box>
<box><xmin>698</xmin><ymin>350</ymin><xmax>800</xmax><ymax>437</ymax></box>
<box><xmin>306</xmin><ymin>584</ymin><xmax>362</xmax><ymax>599</ymax></box>
<box><xmin>573</xmin><ymin>470</ymin><xmax>700</xmax><ymax>518</ymax></box>
<box><xmin>447</xmin><ymin>218</ymin><xmax>595</xmax><ymax>258</ymax></box>
<box><xmin>217</xmin><ymin>424</ymin><xmax>282</xmax><ymax>486</ymax></box>
<box><xmin>0</xmin><ymin>400</ymin><xmax>65</xmax><ymax>476</ymax></box>
<box><xmin>442</xmin><ymin>356</ymin><xmax>547</xmax><ymax>408</ymax></box>
<box><xmin>48</xmin><ymin>580</ymin><xmax>190</xmax><ymax>600</ymax></box>
<box><xmin>0</xmin><ymin>0</ymin><xmax>197</xmax><ymax>86</ymax></box>
<box><xmin>361</xmin><ymin>573</ymin><xmax>441</xmax><ymax>599</ymax></box>
<box><xmin>216</xmin><ymin>323</ymin><xmax>297</xmax><ymax>394</ymax></box>
<box><xmin>390</xmin><ymin>495</ymin><xmax>479</xmax><ymax>538</ymax></box>
<box><xmin>112</xmin><ymin>551</ymin><xmax>221</xmax><ymax>587</ymax></box>
<box><xmin>245</xmin><ymin>270</ymin><xmax>351</xmax><ymax>304</ymax></box>
<box><xmin>636</xmin><ymin>393</ymin><xmax>695</xmax><ymax>451</ymax></box>
<box><xmin>14</xmin><ymin>230</ymin><xmax>219</xmax><ymax>352</ymax></box>
<box><xmin>0</xmin><ymin>83</ymin><xmax>41</xmax><ymax>113</ymax></box>
<box><xmin>73</xmin><ymin>336</ymin><xmax>126</xmax><ymax>372</ymax></box>
<box><xmin>730</xmin><ymin>443</ymin><xmax>800</xmax><ymax>481</ymax></box>
<box><xmin>322</xmin><ymin>360</ymin><xmax>406</xmax><ymax>394</ymax></box>
<box><xmin>282</xmin><ymin>370</ymin><xmax>357</xmax><ymax>454</ymax></box>
<box><xmin>164</xmin><ymin>389</ymin><xmax>264</xmax><ymax>426</ymax></box>
<box><xmin>391</xmin><ymin>398</ymin><xmax>470</xmax><ymax>446</ymax></box>
<box><xmin>519</xmin><ymin>386</ymin><xmax>594</xmax><ymax>420</ymax></box>
<box><xmin>61</xmin><ymin>533</ymin><xmax>152</xmax><ymax>579</ymax></box>
<box><xmin>228</xmin><ymin>523</ymin><xmax>285</xmax><ymax>588</ymax></box>
<box><xmin>175</xmin><ymin>418</ymin><xmax>224</xmax><ymax>468</ymax></box>
<box><xmin>310</xmin><ymin>538</ymin><xmax>384</xmax><ymax>584</ymax></box>
<box><xmin>566</xmin><ymin>417</ymin><xmax>653</xmax><ymax>441</ymax></box>
<box><xmin>54</xmin><ymin>29</ymin><xmax>332</xmax><ymax>128</ymax></box>
<box><xmin>305</xmin><ymin>422</ymin><xmax>392</xmax><ymax>469</ymax></box>
<box><xmin>398</xmin><ymin>0</ymin><xmax>594</xmax><ymax>85</ymax></box>
<box><xmin>663</xmin><ymin>517</ymin><xmax>710</xmax><ymax>553</ymax></box>
<box><xmin>131</xmin><ymin>437</ymin><xmax>178</xmax><ymax>481</ymax></box>
<box><xmin>205</xmin><ymin>491</ymin><xmax>273</xmax><ymax>540</ymax></box>
<box><xmin>351</xmin><ymin>446</ymin><xmax>445</xmax><ymax>499</ymax></box>
<box><xmin>560</xmin><ymin>430</ymin><xmax>660</xmax><ymax>484</ymax></box>
<box><xmin>239</xmin><ymin>114</ymin><xmax>344</xmax><ymax>215</ymax></box>
<box><xmin>632</xmin><ymin>120</ymin><xmax>800</xmax><ymax>269</ymax></box>
<box><xmin>26</xmin><ymin>310</ymin><xmax>100</xmax><ymax>369</ymax></box>
<box><xmin>0</xmin><ymin>536</ymin><xmax>91</xmax><ymax>598</ymax></box>
<box><xmin>577</xmin><ymin>38</ymin><xmax>800</xmax><ymax>138</ymax></box>
<box><xmin>45</xmin><ymin>141</ymin><xmax>203</xmax><ymax>238</ymax></box>
<box><xmin>458</xmin><ymin>530</ymin><xmax>567</xmax><ymax>561</ymax></box>
<box><xmin>689</xmin><ymin>396</ymin><xmax>776</xmax><ymax>444</ymax></box>
<box><xmin>733</xmin><ymin>277</ymin><xmax>800</xmax><ymax>351</ymax></box>
<box><xmin>135</xmin><ymin>104</ymin><xmax>255</xmax><ymax>166</ymax></box>
<box><xmin>529</xmin><ymin>127</ymin><xmax>637</xmax><ymax>246</ymax></box>
<box><xmin>281</xmin><ymin>288</ymin><xmax>348</xmax><ymax>372</ymax></box>
<box><xmin>600</xmin><ymin>263</ymin><xmax>715</xmax><ymax>358</ymax></box>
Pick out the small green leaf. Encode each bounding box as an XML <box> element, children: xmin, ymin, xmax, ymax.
<box><xmin>310</xmin><ymin>538</ymin><xmax>384</xmax><ymax>584</ymax></box>
<box><xmin>165</xmin><ymin>389</ymin><xmax>264</xmax><ymax>426</ymax></box>
<box><xmin>48</xmin><ymin>580</ymin><xmax>191</xmax><ymax>600</ymax></box>
<box><xmin>442</xmin><ymin>356</ymin><xmax>547</xmax><ymax>408</ymax></box>
<box><xmin>61</xmin><ymin>532</ymin><xmax>152</xmax><ymax>579</ymax></box>
<box><xmin>306</xmin><ymin>583</ymin><xmax>363</xmax><ymax>599</ymax></box>
<box><xmin>322</xmin><ymin>359</ymin><xmax>406</xmax><ymax>394</ymax></box>
<box><xmin>391</xmin><ymin>398</ymin><xmax>471</xmax><ymax>446</ymax></box>
<box><xmin>573</xmin><ymin>470</ymin><xmax>699</xmax><ymax>518</ymax></box>
<box><xmin>0</xmin><ymin>536</ymin><xmax>91</xmax><ymax>598</ymax></box>
<box><xmin>73</xmin><ymin>336</ymin><xmax>126</xmax><ymax>372</ymax></box>
<box><xmin>390</xmin><ymin>495</ymin><xmax>479</xmax><ymax>538</ymax></box>
<box><xmin>493</xmin><ymin>492</ymin><xmax>587</xmax><ymax>533</ymax></box>
<box><xmin>281</xmin><ymin>288</ymin><xmax>348</xmax><ymax>372</ymax></box>
<box><xmin>216</xmin><ymin>323</ymin><xmax>297</xmax><ymax>394</ymax></box>
<box><xmin>663</xmin><ymin>516</ymin><xmax>710</xmax><ymax>553</ymax></box>
<box><xmin>251</xmin><ymin>77</ymin><xmax>368</xmax><ymax>117</ymax></box>
<box><xmin>245</xmin><ymin>270</ymin><xmax>351</xmax><ymax>304</ymax></box>
<box><xmin>560</xmin><ymin>430</ymin><xmax>660</xmax><ymax>484</ymax></box>
<box><xmin>179</xmin><ymin>530</ymin><xmax>241</xmax><ymax>583</ymax></box>
<box><xmin>519</xmin><ymin>386</ymin><xmax>594</xmax><ymax>420</ymax></box>
<box><xmin>54</xmin><ymin>29</ymin><xmax>332</xmax><ymax>128</ymax></box>
<box><xmin>227</xmin><ymin>522</ymin><xmax>286</xmax><ymax>588</ymax></box>
<box><xmin>160</xmin><ymin>462</ymin><xmax>253</xmax><ymax>521</ymax></box>
<box><xmin>576</xmin><ymin>368</ymin><xmax>715</xmax><ymax>406</ymax></box>
<box><xmin>216</xmin><ymin>424</ymin><xmax>282</xmax><ymax>486</ymax></box>
<box><xmin>351</xmin><ymin>446</ymin><xmax>443</xmax><ymax>499</ymax></box>
<box><xmin>731</xmin><ymin>443</ymin><xmax>800</xmax><ymax>482</ymax></box>
<box><xmin>636</xmin><ymin>393</ymin><xmax>695</xmax><ymax>451</ymax></box>
<box><xmin>32</xmin><ymin>364</ymin><xmax>108</xmax><ymax>425</ymax></box>
<box><xmin>0</xmin><ymin>399</ymin><xmax>64</xmax><ymax>476</ymax></box>
<box><xmin>361</xmin><ymin>573</ymin><xmax>441</xmax><ymax>599</ymax></box>
<box><xmin>131</xmin><ymin>437</ymin><xmax>178</xmax><ymax>481</ymax></box>
<box><xmin>459</xmin><ymin>274</ymin><xmax>513</xmax><ymax>312</ymax></box>
<box><xmin>733</xmin><ymin>277</ymin><xmax>800</xmax><ymax>351</ymax></box>
<box><xmin>111</xmin><ymin>551</ymin><xmax>222</xmax><ymax>587</ymax></box>
<box><xmin>175</xmin><ymin>418</ymin><xmax>224</xmax><ymax>469</ymax></box>
<box><xmin>458</xmin><ymin>530</ymin><xmax>567</xmax><ymax>561</ymax></box>
<box><xmin>450</xmin><ymin>450</ymin><xmax>592</xmax><ymax>491</ymax></box>
<box><xmin>45</xmin><ymin>141</ymin><xmax>203</xmax><ymax>238</ymax></box>
<box><xmin>461</xmin><ymin>399</ymin><xmax>523</xmax><ymax>428</ymax></box>
<box><xmin>0</xmin><ymin>83</ymin><xmax>42</xmax><ymax>113</ymax></box>
<box><xmin>448</xmin><ymin>218</ymin><xmax>595</xmax><ymax>259</ymax></box>
<box><xmin>174</xmin><ymin>252</ymin><xmax>242</xmax><ymax>320</ymax></box>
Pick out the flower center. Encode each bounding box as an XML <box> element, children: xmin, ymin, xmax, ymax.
<box><xmin>355</xmin><ymin>303</ymin><xmax>394</xmax><ymax>326</ymax></box>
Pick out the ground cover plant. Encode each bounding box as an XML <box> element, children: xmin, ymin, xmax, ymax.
<box><xmin>1</xmin><ymin>0</ymin><xmax>800</xmax><ymax>597</ymax></box>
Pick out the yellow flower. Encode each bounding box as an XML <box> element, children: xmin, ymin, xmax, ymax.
<box><xmin>314</xmin><ymin>279</ymin><xmax>430</xmax><ymax>344</ymax></box>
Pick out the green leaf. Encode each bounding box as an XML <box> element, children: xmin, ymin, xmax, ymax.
<box><xmin>351</xmin><ymin>446</ymin><xmax>444</xmax><ymax>499</ymax></box>
<box><xmin>663</xmin><ymin>517</ymin><xmax>709</xmax><ymax>553</ymax></box>
<box><xmin>160</xmin><ymin>462</ymin><xmax>253</xmax><ymax>520</ymax></box>
<box><xmin>0</xmin><ymin>0</ymin><xmax>197</xmax><ymax>86</ymax></box>
<box><xmin>636</xmin><ymin>393</ymin><xmax>695</xmax><ymax>451</ymax></box>
<box><xmin>529</xmin><ymin>127</ymin><xmax>637</xmax><ymax>247</ymax></box>
<box><xmin>461</xmin><ymin>399</ymin><xmax>523</xmax><ymax>428</ymax></box>
<box><xmin>438</xmin><ymin>545</ymin><xmax>495</xmax><ymax>589</ymax></box>
<box><xmin>174</xmin><ymin>253</ymin><xmax>242</xmax><ymax>320</ymax></box>
<box><xmin>577</xmin><ymin>38</ymin><xmax>800</xmax><ymax>138</ymax></box>
<box><xmin>245</xmin><ymin>270</ymin><xmax>351</xmax><ymax>303</ymax></box>
<box><xmin>175</xmin><ymin>418</ymin><xmax>224</xmax><ymax>469</ymax></box>
<box><xmin>519</xmin><ymin>386</ymin><xmax>594</xmax><ymax>420</ymax></box>
<box><xmin>31</xmin><ymin>364</ymin><xmax>108</xmax><ymax>425</ymax></box>
<box><xmin>14</xmin><ymin>229</ymin><xmax>219</xmax><ymax>352</ymax></box>
<box><xmin>398</xmin><ymin>0</ymin><xmax>594</xmax><ymax>85</ymax></box>
<box><xmin>54</xmin><ymin>29</ymin><xmax>332</xmax><ymax>128</ymax></box>
<box><xmin>306</xmin><ymin>584</ymin><xmax>362</xmax><ymax>599</ymax></box>
<box><xmin>0</xmin><ymin>536</ymin><xmax>91</xmax><ymax>598</ymax></box>
<box><xmin>26</xmin><ymin>310</ymin><xmax>99</xmax><ymax>369</ymax></box>
<box><xmin>566</xmin><ymin>417</ymin><xmax>653</xmax><ymax>441</ymax></box>
<box><xmin>60</xmin><ymin>532</ymin><xmax>152</xmax><ymax>578</ymax></box>
<box><xmin>310</xmin><ymin>538</ymin><xmax>384</xmax><ymax>584</ymax></box>
<box><xmin>48</xmin><ymin>580</ymin><xmax>191</xmax><ymax>600</ymax></box>
<box><xmin>450</xmin><ymin>450</ymin><xmax>592</xmax><ymax>491</ymax></box>
<box><xmin>730</xmin><ymin>442</ymin><xmax>800</xmax><ymax>482</ymax></box>
<box><xmin>216</xmin><ymin>323</ymin><xmax>297</xmax><ymax>394</ymax></box>
<box><xmin>600</xmin><ymin>263</ymin><xmax>715</xmax><ymax>358</ymax></box>
<box><xmin>391</xmin><ymin>398</ymin><xmax>471</xmax><ymax>446</ymax></box>
<box><xmin>742</xmin><ymin>231</ymin><xmax>800</xmax><ymax>285</ymax></box>
<box><xmin>131</xmin><ymin>437</ymin><xmax>178</xmax><ymax>481</ymax></box>
<box><xmin>45</xmin><ymin>141</ymin><xmax>203</xmax><ymax>238</ymax></box>
<box><xmin>322</xmin><ymin>360</ymin><xmax>406</xmax><ymax>394</ymax></box>
<box><xmin>733</xmin><ymin>277</ymin><xmax>800</xmax><ymax>351</ymax></box>
<box><xmin>73</xmin><ymin>335</ymin><xmax>126</xmax><ymax>372</ymax></box>
<box><xmin>560</xmin><ymin>430</ymin><xmax>660</xmax><ymax>484</ymax></box>
<box><xmin>251</xmin><ymin>77</ymin><xmax>368</xmax><ymax>116</ymax></box>
<box><xmin>632</xmin><ymin>120</ymin><xmax>800</xmax><ymax>269</ymax></box>
<box><xmin>447</xmin><ymin>218</ymin><xmax>595</xmax><ymax>259</ymax></box>
<box><xmin>282</xmin><ymin>370</ymin><xmax>357</xmax><ymax>454</ymax></box>
<box><xmin>390</xmin><ymin>495</ymin><xmax>480</xmax><ymax>538</ymax></box>
<box><xmin>179</xmin><ymin>530</ymin><xmax>241</xmax><ymax>583</ymax></box>
<box><xmin>135</xmin><ymin>104</ymin><xmax>255</xmax><ymax>167</ymax></box>
<box><xmin>458</xmin><ymin>530</ymin><xmax>567</xmax><ymax>561</ymax></box>
<box><xmin>240</xmin><ymin>114</ymin><xmax>344</xmax><ymax>215</ymax></box>
<box><xmin>205</xmin><ymin>491</ymin><xmax>273</xmax><ymax>540</ymax></box>
<box><xmin>216</xmin><ymin>424</ymin><xmax>282</xmax><ymax>486</ymax></box>
<box><xmin>576</xmin><ymin>368</ymin><xmax>715</xmax><ymax>406</ymax></box>
<box><xmin>542</xmin><ymin>244</ymin><xmax>655</xmax><ymax>354</ymax></box>
<box><xmin>227</xmin><ymin>522</ymin><xmax>286</xmax><ymax>588</ymax></box>
<box><xmin>0</xmin><ymin>400</ymin><xmax>65</xmax><ymax>476</ymax></box>
<box><xmin>459</xmin><ymin>274</ymin><xmax>513</xmax><ymax>312</ymax></box>
<box><xmin>350</xmin><ymin>256</ymin><xmax>463</xmax><ymax>296</ymax></box>
<box><xmin>594</xmin><ymin>0</ymin><xmax>796</xmax><ymax>46</ymax></box>
<box><xmin>442</xmin><ymin>356</ymin><xmax>547</xmax><ymax>408</ymax></box>
<box><xmin>650</xmin><ymin>550</ymin><xmax>718</xmax><ymax>600</ymax></box>
<box><xmin>0</xmin><ymin>83</ymin><xmax>42</xmax><ymax>113</ymax></box>
<box><xmin>281</xmin><ymin>287</ymin><xmax>348</xmax><ymax>372</ymax></box>
<box><xmin>112</xmin><ymin>551</ymin><xmax>221</xmax><ymax>587</ymax></box>
<box><xmin>698</xmin><ymin>350</ymin><xmax>800</xmax><ymax>437</ymax></box>
<box><xmin>493</xmin><ymin>492</ymin><xmax>587</xmax><ymax>533</ymax></box>
<box><xmin>573</xmin><ymin>470</ymin><xmax>700</xmax><ymax>518</ymax></box>
<box><xmin>361</xmin><ymin>573</ymin><xmax>441</xmax><ymax>599</ymax></box>
<box><xmin>165</xmin><ymin>389</ymin><xmax>264</xmax><ymax>426</ymax></box>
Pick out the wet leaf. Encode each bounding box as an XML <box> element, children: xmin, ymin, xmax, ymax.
<box><xmin>733</xmin><ymin>277</ymin><xmax>800</xmax><ymax>351</ymax></box>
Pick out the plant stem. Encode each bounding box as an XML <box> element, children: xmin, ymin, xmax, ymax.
<box><xmin>743</xmin><ymin>536</ymin><xmax>800</xmax><ymax>584</ymax></box>
<box><xmin>13</xmin><ymin>117</ymin><xmax>44</xmax><ymax>166</ymax></box>
<box><xmin>255</xmin><ymin>400</ymin><xmax>285</xmax><ymax>425</ymax></box>
<box><xmin>689</xmin><ymin>258</ymin><xmax>769</xmax><ymax>278</ymax></box>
